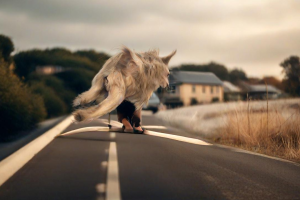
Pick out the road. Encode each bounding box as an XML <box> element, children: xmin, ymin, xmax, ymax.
<box><xmin>0</xmin><ymin>112</ymin><xmax>300</xmax><ymax>200</ymax></box>
<box><xmin>0</xmin><ymin>116</ymin><xmax>67</xmax><ymax>161</ymax></box>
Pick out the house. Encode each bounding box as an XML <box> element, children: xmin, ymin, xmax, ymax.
<box><xmin>35</xmin><ymin>65</ymin><xmax>66</xmax><ymax>75</ymax></box>
<box><xmin>161</xmin><ymin>71</ymin><xmax>223</xmax><ymax>107</ymax></box>
<box><xmin>223</xmin><ymin>81</ymin><xmax>242</xmax><ymax>101</ymax></box>
<box><xmin>239</xmin><ymin>82</ymin><xmax>282</xmax><ymax>100</ymax></box>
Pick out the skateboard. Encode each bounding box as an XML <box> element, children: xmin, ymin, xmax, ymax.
<box><xmin>107</xmin><ymin>114</ymin><xmax>145</xmax><ymax>134</ymax></box>
<box><xmin>108</xmin><ymin>125</ymin><xmax>124</xmax><ymax>133</ymax></box>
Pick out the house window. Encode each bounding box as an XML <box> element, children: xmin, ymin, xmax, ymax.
<box><xmin>177</xmin><ymin>86</ymin><xmax>180</xmax><ymax>94</ymax></box>
<box><xmin>216</xmin><ymin>86</ymin><xmax>219</xmax><ymax>94</ymax></box>
<box><xmin>211</xmin><ymin>86</ymin><xmax>214</xmax><ymax>94</ymax></box>
<box><xmin>192</xmin><ymin>85</ymin><xmax>196</xmax><ymax>93</ymax></box>
<box><xmin>202</xmin><ymin>86</ymin><xmax>205</xmax><ymax>93</ymax></box>
<box><xmin>169</xmin><ymin>85</ymin><xmax>176</xmax><ymax>94</ymax></box>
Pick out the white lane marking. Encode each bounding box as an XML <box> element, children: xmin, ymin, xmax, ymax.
<box><xmin>110</xmin><ymin>132</ymin><xmax>116</xmax><ymax>139</ymax></box>
<box><xmin>60</xmin><ymin>126</ymin><xmax>109</xmax><ymax>136</ymax></box>
<box><xmin>145</xmin><ymin>130</ymin><xmax>212</xmax><ymax>146</ymax></box>
<box><xmin>97</xmin><ymin>119</ymin><xmax>167</xmax><ymax>130</ymax></box>
<box><xmin>231</xmin><ymin>147</ymin><xmax>300</xmax><ymax>166</ymax></box>
<box><xmin>0</xmin><ymin>115</ymin><xmax>74</xmax><ymax>187</ymax></box>
<box><xmin>106</xmin><ymin>142</ymin><xmax>121</xmax><ymax>200</ymax></box>
<box><xmin>142</xmin><ymin>125</ymin><xmax>167</xmax><ymax>130</ymax></box>
<box><xmin>97</xmin><ymin>120</ymin><xmax>167</xmax><ymax>130</ymax></box>
<box><xmin>101</xmin><ymin>161</ymin><xmax>108</xmax><ymax>168</ymax></box>
<box><xmin>96</xmin><ymin>183</ymin><xmax>106</xmax><ymax>193</ymax></box>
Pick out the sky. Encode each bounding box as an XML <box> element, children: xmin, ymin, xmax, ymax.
<box><xmin>1</xmin><ymin>0</ymin><xmax>300</xmax><ymax>79</ymax></box>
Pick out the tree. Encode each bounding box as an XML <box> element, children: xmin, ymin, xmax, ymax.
<box><xmin>13</xmin><ymin>48</ymin><xmax>102</xmax><ymax>79</ymax></box>
<box><xmin>13</xmin><ymin>47</ymin><xmax>110</xmax><ymax>115</ymax></box>
<box><xmin>0</xmin><ymin>34</ymin><xmax>14</xmax><ymax>62</ymax></box>
<box><xmin>75</xmin><ymin>50</ymin><xmax>110</xmax><ymax>66</ymax></box>
<box><xmin>247</xmin><ymin>77</ymin><xmax>260</xmax><ymax>85</ymax></box>
<box><xmin>259</xmin><ymin>76</ymin><xmax>284</xmax><ymax>91</ymax></box>
<box><xmin>55</xmin><ymin>68</ymin><xmax>95</xmax><ymax>94</ymax></box>
<box><xmin>0</xmin><ymin>59</ymin><xmax>46</xmax><ymax>141</ymax></box>
<box><xmin>0</xmin><ymin>37</ymin><xmax>46</xmax><ymax>140</ymax></box>
<box><xmin>30</xmin><ymin>82</ymin><xmax>67</xmax><ymax>117</ymax></box>
<box><xmin>27</xmin><ymin>74</ymin><xmax>76</xmax><ymax>112</ymax></box>
<box><xmin>177</xmin><ymin>62</ymin><xmax>229</xmax><ymax>80</ymax></box>
<box><xmin>229</xmin><ymin>68</ymin><xmax>248</xmax><ymax>84</ymax></box>
<box><xmin>280</xmin><ymin>56</ymin><xmax>300</xmax><ymax>96</ymax></box>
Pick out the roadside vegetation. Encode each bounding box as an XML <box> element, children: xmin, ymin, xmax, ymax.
<box><xmin>219</xmin><ymin>56</ymin><xmax>300</xmax><ymax>161</ymax></box>
<box><xmin>156</xmin><ymin>98</ymin><xmax>300</xmax><ymax>162</ymax></box>
<box><xmin>219</xmin><ymin>99</ymin><xmax>300</xmax><ymax>162</ymax></box>
<box><xmin>0</xmin><ymin>34</ymin><xmax>110</xmax><ymax>141</ymax></box>
<box><xmin>0</xmin><ymin>37</ymin><xmax>46</xmax><ymax>141</ymax></box>
<box><xmin>14</xmin><ymin>47</ymin><xmax>110</xmax><ymax>114</ymax></box>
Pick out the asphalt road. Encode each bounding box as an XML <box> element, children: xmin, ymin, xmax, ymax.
<box><xmin>0</xmin><ymin>112</ymin><xmax>300</xmax><ymax>200</ymax></box>
<box><xmin>0</xmin><ymin>116</ymin><xmax>67</xmax><ymax>161</ymax></box>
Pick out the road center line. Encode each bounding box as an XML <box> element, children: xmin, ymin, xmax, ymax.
<box><xmin>145</xmin><ymin>130</ymin><xmax>212</xmax><ymax>146</ymax></box>
<box><xmin>60</xmin><ymin>119</ymin><xmax>211</xmax><ymax>146</ymax></box>
<box><xmin>142</xmin><ymin>125</ymin><xmax>167</xmax><ymax>129</ymax></box>
<box><xmin>106</xmin><ymin>141</ymin><xmax>121</xmax><ymax>200</ymax></box>
<box><xmin>60</xmin><ymin>126</ymin><xmax>109</xmax><ymax>136</ymax></box>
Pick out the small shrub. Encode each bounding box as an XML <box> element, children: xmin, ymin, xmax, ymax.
<box><xmin>55</xmin><ymin>69</ymin><xmax>95</xmax><ymax>94</ymax></box>
<box><xmin>30</xmin><ymin>82</ymin><xmax>67</xmax><ymax>118</ymax></box>
<box><xmin>190</xmin><ymin>98</ymin><xmax>198</xmax><ymax>105</ymax></box>
<box><xmin>0</xmin><ymin>60</ymin><xmax>46</xmax><ymax>141</ymax></box>
<box><xmin>28</xmin><ymin>74</ymin><xmax>76</xmax><ymax>112</ymax></box>
<box><xmin>212</xmin><ymin>97</ymin><xmax>219</xmax><ymax>103</ymax></box>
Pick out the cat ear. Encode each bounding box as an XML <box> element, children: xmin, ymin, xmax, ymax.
<box><xmin>161</xmin><ymin>50</ymin><xmax>176</xmax><ymax>65</ymax></box>
<box><xmin>121</xmin><ymin>46</ymin><xmax>142</xmax><ymax>67</ymax></box>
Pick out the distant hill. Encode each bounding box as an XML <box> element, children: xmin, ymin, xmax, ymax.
<box><xmin>13</xmin><ymin>48</ymin><xmax>110</xmax><ymax>78</ymax></box>
<box><xmin>13</xmin><ymin>47</ymin><xmax>110</xmax><ymax>116</ymax></box>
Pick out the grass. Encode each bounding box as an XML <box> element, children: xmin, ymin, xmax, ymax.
<box><xmin>218</xmin><ymin>100</ymin><xmax>300</xmax><ymax>162</ymax></box>
<box><xmin>156</xmin><ymin>98</ymin><xmax>300</xmax><ymax>162</ymax></box>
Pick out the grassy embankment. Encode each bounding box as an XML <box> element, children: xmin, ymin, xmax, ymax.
<box><xmin>220</xmin><ymin>98</ymin><xmax>300</xmax><ymax>162</ymax></box>
<box><xmin>156</xmin><ymin>98</ymin><xmax>300</xmax><ymax>162</ymax></box>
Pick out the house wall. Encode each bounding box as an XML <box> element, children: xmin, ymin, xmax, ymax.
<box><xmin>179</xmin><ymin>83</ymin><xmax>223</xmax><ymax>106</ymax></box>
<box><xmin>36</xmin><ymin>65</ymin><xmax>65</xmax><ymax>75</ymax></box>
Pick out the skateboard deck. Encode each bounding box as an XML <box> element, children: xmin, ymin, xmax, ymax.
<box><xmin>108</xmin><ymin>126</ymin><xmax>146</xmax><ymax>134</ymax></box>
<box><xmin>108</xmin><ymin>127</ymin><xmax>124</xmax><ymax>132</ymax></box>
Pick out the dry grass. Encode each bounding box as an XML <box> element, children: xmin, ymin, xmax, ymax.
<box><xmin>218</xmin><ymin>102</ymin><xmax>300</xmax><ymax>162</ymax></box>
<box><xmin>156</xmin><ymin>98</ymin><xmax>300</xmax><ymax>162</ymax></box>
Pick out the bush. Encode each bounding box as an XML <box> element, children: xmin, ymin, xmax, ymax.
<box><xmin>0</xmin><ymin>34</ymin><xmax>14</xmax><ymax>62</ymax></box>
<box><xmin>13</xmin><ymin>48</ymin><xmax>101</xmax><ymax>78</ymax></box>
<box><xmin>55</xmin><ymin>68</ymin><xmax>95</xmax><ymax>94</ymax></box>
<box><xmin>12</xmin><ymin>47</ymin><xmax>109</xmax><ymax>114</ymax></box>
<box><xmin>28</xmin><ymin>74</ymin><xmax>76</xmax><ymax>112</ymax></box>
<box><xmin>212</xmin><ymin>97</ymin><xmax>220</xmax><ymax>103</ymax></box>
<box><xmin>0</xmin><ymin>60</ymin><xmax>46</xmax><ymax>141</ymax></box>
<box><xmin>190</xmin><ymin>98</ymin><xmax>198</xmax><ymax>105</ymax></box>
<box><xmin>30</xmin><ymin>82</ymin><xmax>67</xmax><ymax>118</ymax></box>
<box><xmin>42</xmin><ymin>76</ymin><xmax>76</xmax><ymax>111</ymax></box>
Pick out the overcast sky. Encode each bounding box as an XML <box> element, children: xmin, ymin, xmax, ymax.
<box><xmin>1</xmin><ymin>0</ymin><xmax>300</xmax><ymax>79</ymax></box>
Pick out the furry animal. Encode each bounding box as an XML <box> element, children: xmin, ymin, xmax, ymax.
<box><xmin>72</xmin><ymin>46</ymin><xmax>176</xmax><ymax>122</ymax></box>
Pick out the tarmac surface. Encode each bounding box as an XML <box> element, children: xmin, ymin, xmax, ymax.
<box><xmin>0</xmin><ymin>112</ymin><xmax>299</xmax><ymax>200</ymax></box>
